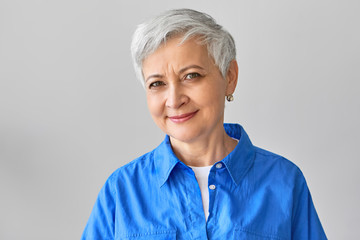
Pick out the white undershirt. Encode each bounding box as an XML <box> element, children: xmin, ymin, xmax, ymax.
<box><xmin>189</xmin><ymin>165</ymin><xmax>212</xmax><ymax>221</ymax></box>
<box><xmin>187</xmin><ymin>139</ymin><xmax>238</xmax><ymax>221</ymax></box>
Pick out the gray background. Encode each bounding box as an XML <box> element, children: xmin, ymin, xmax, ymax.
<box><xmin>0</xmin><ymin>0</ymin><xmax>359</xmax><ymax>239</ymax></box>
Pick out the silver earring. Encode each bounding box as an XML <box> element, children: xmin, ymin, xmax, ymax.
<box><xmin>226</xmin><ymin>94</ymin><xmax>234</xmax><ymax>102</ymax></box>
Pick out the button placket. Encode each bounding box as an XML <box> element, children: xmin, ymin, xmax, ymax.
<box><xmin>209</xmin><ymin>162</ymin><xmax>223</xmax><ymax>191</ymax></box>
<box><xmin>207</xmin><ymin>167</ymin><xmax>219</xmax><ymax>225</ymax></box>
<box><xmin>185</xmin><ymin>167</ymin><xmax>207</xmax><ymax>238</ymax></box>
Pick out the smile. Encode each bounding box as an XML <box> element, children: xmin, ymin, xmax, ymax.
<box><xmin>168</xmin><ymin>110</ymin><xmax>199</xmax><ymax>123</ymax></box>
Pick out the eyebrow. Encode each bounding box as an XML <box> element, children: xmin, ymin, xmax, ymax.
<box><xmin>145</xmin><ymin>74</ymin><xmax>163</xmax><ymax>83</ymax></box>
<box><xmin>178</xmin><ymin>65</ymin><xmax>205</xmax><ymax>74</ymax></box>
<box><xmin>145</xmin><ymin>65</ymin><xmax>205</xmax><ymax>83</ymax></box>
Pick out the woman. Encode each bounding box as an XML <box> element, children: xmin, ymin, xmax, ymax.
<box><xmin>82</xmin><ymin>9</ymin><xmax>327</xmax><ymax>239</ymax></box>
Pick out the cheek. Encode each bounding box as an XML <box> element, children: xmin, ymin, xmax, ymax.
<box><xmin>197</xmin><ymin>82</ymin><xmax>226</xmax><ymax>107</ymax></box>
<box><xmin>146</xmin><ymin>94</ymin><xmax>163</xmax><ymax>118</ymax></box>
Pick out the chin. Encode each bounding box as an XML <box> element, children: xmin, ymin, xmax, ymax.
<box><xmin>156</xmin><ymin>119</ymin><xmax>207</xmax><ymax>143</ymax></box>
<box><xmin>168</xmin><ymin>128</ymin><xmax>203</xmax><ymax>143</ymax></box>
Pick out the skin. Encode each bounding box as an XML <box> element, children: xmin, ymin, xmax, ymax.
<box><xmin>142</xmin><ymin>36</ymin><xmax>239</xmax><ymax>167</ymax></box>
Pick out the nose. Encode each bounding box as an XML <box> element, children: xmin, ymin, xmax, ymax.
<box><xmin>165</xmin><ymin>84</ymin><xmax>188</xmax><ymax>109</ymax></box>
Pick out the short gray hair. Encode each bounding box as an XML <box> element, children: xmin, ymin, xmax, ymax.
<box><xmin>130</xmin><ymin>8</ymin><xmax>236</xmax><ymax>86</ymax></box>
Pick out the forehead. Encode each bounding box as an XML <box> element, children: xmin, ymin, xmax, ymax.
<box><xmin>142</xmin><ymin>36</ymin><xmax>214</xmax><ymax>75</ymax></box>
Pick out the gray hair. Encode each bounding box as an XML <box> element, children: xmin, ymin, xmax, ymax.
<box><xmin>130</xmin><ymin>8</ymin><xmax>236</xmax><ymax>86</ymax></box>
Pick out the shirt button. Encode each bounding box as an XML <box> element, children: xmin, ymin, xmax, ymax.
<box><xmin>216</xmin><ymin>163</ymin><xmax>223</xmax><ymax>169</ymax></box>
<box><xmin>209</xmin><ymin>184</ymin><xmax>216</xmax><ymax>190</ymax></box>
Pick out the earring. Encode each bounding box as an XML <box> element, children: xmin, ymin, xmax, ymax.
<box><xmin>226</xmin><ymin>94</ymin><xmax>234</xmax><ymax>102</ymax></box>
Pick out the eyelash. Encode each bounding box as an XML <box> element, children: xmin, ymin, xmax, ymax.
<box><xmin>148</xmin><ymin>81</ymin><xmax>165</xmax><ymax>89</ymax></box>
<box><xmin>148</xmin><ymin>73</ymin><xmax>201</xmax><ymax>89</ymax></box>
<box><xmin>184</xmin><ymin>72</ymin><xmax>201</xmax><ymax>80</ymax></box>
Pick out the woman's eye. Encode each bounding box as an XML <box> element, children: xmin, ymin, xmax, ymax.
<box><xmin>149</xmin><ymin>81</ymin><xmax>165</xmax><ymax>89</ymax></box>
<box><xmin>184</xmin><ymin>73</ymin><xmax>200</xmax><ymax>80</ymax></box>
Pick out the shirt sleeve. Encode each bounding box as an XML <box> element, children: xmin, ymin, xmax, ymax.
<box><xmin>291</xmin><ymin>169</ymin><xmax>327</xmax><ymax>240</ymax></box>
<box><xmin>81</xmin><ymin>176</ymin><xmax>116</xmax><ymax>240</ymax></box>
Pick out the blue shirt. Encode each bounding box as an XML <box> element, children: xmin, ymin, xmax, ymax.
<box><xmin>82</xmin><ymin>123</ymin><xmax>327</xmax><ymax>240</ymax></box>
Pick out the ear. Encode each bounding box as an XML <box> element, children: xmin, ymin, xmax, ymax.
<box><xmin>225</xmin><ymin>60</ymin><xmax>238</xmax><ymax>95</ymax></box>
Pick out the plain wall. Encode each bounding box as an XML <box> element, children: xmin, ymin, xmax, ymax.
<box><xmin>1</xmin><ymin>0</ymin><xmax>359</xmax><ymax>239</ymax></box>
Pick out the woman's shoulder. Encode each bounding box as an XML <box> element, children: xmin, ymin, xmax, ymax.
<box><xmin>106</xmin><ymin>149</ymin><xmax>157</xmax><ymax>184</ymax></box>
<box><xmin>252</xmin><ymin>146</ymin><xmax>305</xmax><ymax>182</ymax></box>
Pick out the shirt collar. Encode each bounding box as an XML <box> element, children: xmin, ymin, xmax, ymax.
<box><xmin>153</xmin><ymin>135</ymin><xmax>182</xmax><ymax>188</ymax></box>
<box><xmin>221</xmin><ymin>123</ymin><xmax>255</xmax><ymax>185</ymax></box>
<box><xmin>153</xmin><ymin>123</ymin><xmax>255</xmax><ymax>187</ymax></box>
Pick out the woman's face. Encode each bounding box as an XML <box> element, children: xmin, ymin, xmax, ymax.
<box><xmin>142</xmin><ymin>36</ymin><xmax>237</xmax><ymax>143</ymax></box>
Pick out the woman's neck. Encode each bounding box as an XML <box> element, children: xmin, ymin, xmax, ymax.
<box><xmin>169</xmin><ymin>124</ymin><xmax>237</xmax><ymax>167</ymax></box>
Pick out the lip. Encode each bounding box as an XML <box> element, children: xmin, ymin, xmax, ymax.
<box><xmin>168</xmin><ymin>110</ymin><xmax>199</xmax><ymax>123</ymax></box>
